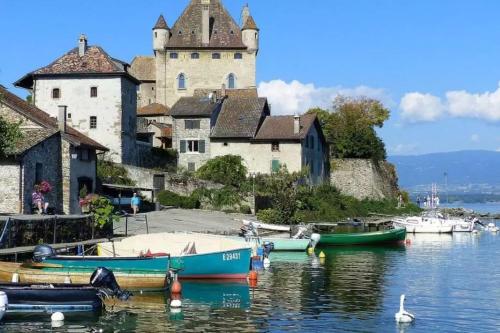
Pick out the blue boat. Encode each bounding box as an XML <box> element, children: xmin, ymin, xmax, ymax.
<box><xmin>98</xmin><ymin>233</ymin><xmax>252</xmax><ymax>279</ymax></box>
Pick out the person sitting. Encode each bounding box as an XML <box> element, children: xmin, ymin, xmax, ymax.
<box><xmin>31</xmin><ymin>185</ymin><xmax>49</xmax><ymax>214</ymax></box>
<box><xmin>131</xmin><ymin>192</ymin><xmax>141</xmax><ymax>215</ymax></box>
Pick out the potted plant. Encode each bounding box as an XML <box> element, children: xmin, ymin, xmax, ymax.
<box><xmin>39</xmin><ymin>180</ymin><xmax>52</xmax><ymax>194</ymax></box>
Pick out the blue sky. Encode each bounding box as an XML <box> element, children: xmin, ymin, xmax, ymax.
<box><xmin>1</xmin><ymin>0</ymin><xmax>500</xmax><ymax>155</ymax></box>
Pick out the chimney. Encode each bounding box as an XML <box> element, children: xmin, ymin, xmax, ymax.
<box><xmin>201</xmin><ymin>0</ymin><xmax>210</xmax><ymax>45</ymax></box>
<box><xmin>221</xmin><ymin>83</ymin><xmax>227</xmax><ymax>98</ymax></box>
<box><xmin>58</xmin><ymin>105</ymin><xmax>67</xmax><ymax>133</ymax></box>
<box><xmin>294</xmin><ymin>114</ymin><xmax>300</xmax><ymax>134</ymax></box>
<box><xmin>78</xmin><ymin>34</ymin><xmax>88</xmax><ymax>57</ymax></box>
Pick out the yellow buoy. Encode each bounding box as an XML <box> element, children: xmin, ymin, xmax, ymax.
<box><xmin>319</xmin><ymin>251</ymin><xmax>326</xmax><ymax>259</ymax></box>
<box><xmin>307</xmin><ymin>247</ymin><xmax>314</xmax><ymax>255</ymax></box>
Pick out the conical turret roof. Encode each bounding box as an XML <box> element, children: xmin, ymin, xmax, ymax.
<box><xmin>153</xmin><ymin>15</ymin><xmax>169</xmax><ymax>30</ymax></box>
<box><xmin>242</xmin><ymin>15</ymin><xmax>259</xmax><ymax>31</ymax></box>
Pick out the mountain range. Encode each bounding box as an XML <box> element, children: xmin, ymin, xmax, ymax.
<box><xmin>388</xmin><ymin>150</ymin><xmax>500</xmax><ymax>192</ymax></box>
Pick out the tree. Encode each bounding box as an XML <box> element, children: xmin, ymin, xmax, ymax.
<box><xmin>0</xmin><ymin>114</ymin><xmax>23</xmax><ymax>159</ymax></box>
<box><xmin>307</xmin><ymin>96</ymin><xmax>389</xmax><ymax>160</ymax></box>
<box><xmin>196</xmin><ymin>155</ymin><xmax>247</xmax><ymax>187</ymax></box>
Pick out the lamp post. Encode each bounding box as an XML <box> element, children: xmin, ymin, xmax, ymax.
<box><xmin>251</xmin><ymin>173</ymin><xmax>256</xmax><ymax>215</ymax></box>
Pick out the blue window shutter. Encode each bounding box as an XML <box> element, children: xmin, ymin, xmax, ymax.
<box><xmin>180</xmin><ymin>140</ymin><xmax>186</xmax><ymax>153</ymax></box>
<box><xmin>199</xmin><ymin>140</ymin><xmax>206</xmax><ymax>153</ymax></box>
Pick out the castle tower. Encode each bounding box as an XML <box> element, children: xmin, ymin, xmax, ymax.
<box><xmin>153</xmin><ymin>15</ymin><xmax>170</xmax><ymax>52</ymax></box>
<box><xmin>241</xmin><ymin>7</ymin><xmax>259</xmax><ymax>53</ymax></box>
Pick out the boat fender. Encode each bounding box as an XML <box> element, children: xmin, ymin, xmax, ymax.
<box><xmin>170</xmin><ymin>299</ymin><xmax>182</xmax><ymax>308</ymax></box>
<box><xmin>307</xmin><ymin>247</ymin><xmax>314</xmax><ymax>255</ymax></box>
<box><xmin>0</xmin><ymin>291</ymin><xmax>8</xmax><ymax>321</ymax></box>
<box><xmin>318</xmin><ymin>251</ymin><xmax>326</xmax><ymax>259</ymax></box>
<box><xmin>33</xmin><ymin>245</ymin><xmax>56</xmax><ymax>262</ymax></box>
<box><xmin>263</xmin><ymin>257</ymin><xmax>271</xmax><ymax>268</ymax></box>
<box><xmin>171</xmin><ymin>280</ymin><xmax>182</xmax><ymax>295</ymax></box>
<box><xmin>90</xmin><ymin>267</ymin><xmax>131</xmax><ymax>301</ymax></box>
<box><xmin>249</xmin><ymin>270</ymin><xmax>258</xmax><ymax>281</ymax></box>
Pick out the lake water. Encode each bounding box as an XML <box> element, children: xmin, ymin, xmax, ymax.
<box><xmin>2</xmin><ymin>207</ymin><xmax>500</xmax><ymax>332</ymax></box>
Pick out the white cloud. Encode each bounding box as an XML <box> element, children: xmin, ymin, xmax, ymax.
<box><xmin>399</xmin><ymin>92</ymin><xmax>445</xmax><ymax>122</ymax></box>
<box><xmin>257</xmin><ymin>80</ymin><xmax>392</xmax><ymax>115</ymax></box>
<box><xmin>470</xmin><ymin>134</ymin><xmax>480</xmax><ymax>142</ymax></box>
<box><xmin>400</xmin><ymin>83</ymin><xmax>500</xmax><ymax>123</ymax></box>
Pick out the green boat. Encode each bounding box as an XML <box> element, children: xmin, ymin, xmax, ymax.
<box><xmin>318</xmin><ymin>227</ymin><xmax>406</xmax><ymax>246</ymax></box>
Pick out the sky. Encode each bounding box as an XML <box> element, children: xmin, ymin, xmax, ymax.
<box><xmin>1</xmin><ymin>0</ymin><xmax>500</xmax><ymax>156</ymax></box>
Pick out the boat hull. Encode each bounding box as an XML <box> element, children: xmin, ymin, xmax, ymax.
<box><xmin>318</xmin><ymin>228</ymin><xmax>407</xmax><ymax>246</ymax></box>
<box><xmin>261</xmin><ymin>238</ymin><xmax>310</xmax><ymax>251</ymax></box>
<box><xmin>0</xmin><ymin>283</ymin><xmax>102</xmax><ymax>312</ymax></box>
<box><xmin>393</xmin><ymin>219</ymin><xmax>453</xmax><ymax>233</ymax></box>
<box><xmin>171</xmin><ymin>248</ymin><xmax>252</xmax><ymax>279</ymax></box>
<box><xmin>0</xmin><ymin>262</ymin><xmax>169</xmax><ymax>290</ymax></box>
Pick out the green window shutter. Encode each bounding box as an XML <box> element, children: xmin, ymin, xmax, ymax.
<box><xmin>199</xmin><ymin>140</ymin><xmax>206</xmax><ymax>153</ymax></box>
<box><xmin>180</xmin><ymin>140</ymin><xmax>186</xmax><ymax>153</ymax></box>
<box><xmin>271</xmin><ymin>159</ymin><xmax>280</xmax><ymax>173</ymax></box>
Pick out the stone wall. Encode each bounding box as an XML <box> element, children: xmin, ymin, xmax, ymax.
<box><xmin>330</xmin><ymin>159</ymin><xmax>399</xmax><ymax>200</ymax></box>
<box><xmin>122</xmin><ymin>164</ymin><xmax>222</xmax><ymax>198</ymax></box>
<box><xmin>173</xmin><ymin>117</ymin><xmax>212</xmax><ymax>171</ymax></box>
<box><xmin>0</xmin><ymin>162</ymin><xmax>21</xmax><ymax>214</ymax></box>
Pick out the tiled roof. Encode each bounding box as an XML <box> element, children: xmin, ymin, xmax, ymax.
<box><xmin>194</xmin><ymin>88</ymin><xmax>258</xmax><ymax>99</ymax></box>
<box><xmin>242</xmin><ymin>15</ymin><xmax>259</xmax><ymax>31</ymax></box>
<box><xmin>15</xmin><ymin>45</ymin><xmax>139</xmax><ymax>88</ymax></box>
<box><xmin>130</xmin><ymin>56</ymin><xmax>155</xmax><ymax>82</ymax></box>
<box><xmin>167</xmin><ymin>0</ymin><xmax>246</xmax><ymax>49</ymax></box>
<box><xmin>170</xmin><ymin>96</ymin><xmax>221</xmax><ymax>117</ymax></box>
<box><xmin>11</xmin><ymin>128</ymin><xmax>59</xmax><ymax>155</ymax></box>
<box><xmin>0</xmin><ymin>85</ymin><xmax>108</xmax><ymax>151</ymax></box>
<box><xmin>137</xmin><ymin>103</ymin><xmax>170</xmax><ymax>117</ymax></box>
<box><xmin>153</xmin><ymin>15</ymin><xmax>169</xmax><ymax>30</ymax></box>
<box><xmin>254</xmin><ymin>114</ymin><xmax>318</xmax><ymax>141</ymax></box>
<box><xmin>150</xmin><ymin>122</ymin><xmax>173</xmax><ymax>137</ymax></box>
<box><xmin>211</xmin><ymin>97</ymin><xmax>268</xmax><ymax>138</ymax></box>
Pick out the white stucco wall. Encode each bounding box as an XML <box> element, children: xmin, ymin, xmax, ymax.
<box><xmin>156</xmin><ymin>50</ymin><xmax>256</xmax><ymax>107</ymax></box>
<box><xmin>33</xmin><ymin>76</ymin><xmax>136</xmax><ymax>164</ymax></box>
<box><xmin>137</xmin><ymin>82</ymin><xmax>156</xmax><ymax>108</ymax></box>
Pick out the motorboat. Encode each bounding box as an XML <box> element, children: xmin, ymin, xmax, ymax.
<box><xmin>393</xmin><ymin>216</ymin><xmax>453</xmax><ymax>233</ymax></box>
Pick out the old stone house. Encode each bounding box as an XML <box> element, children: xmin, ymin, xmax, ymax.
<box><xmin>0</xmin><ymin>85</ymin><xmax>107</xmax><ymax>214</ymax></box>
<box><xmin>14</xmin><ymin>35</ymin><xmax>139</xmax><ymax>164</ymax></box>
<box><xmin>136</xmin><ymin>103</ymin><xmax>172</xmax><ymax>149</ymax></box>
<box><xmin>170</xmin><ymin>88</ymin><xmax>329</xmax><ymax>183</ymax></box>
<box><xmin>132</xmin><ymin>0</ymin><xmax>259</xmax><ymax>108</ymax></box>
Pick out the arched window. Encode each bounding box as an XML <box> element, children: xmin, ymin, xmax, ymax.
<box><xmin>212</xmin><ymin>53</ymin><xmax>221</xmax><ymax>59</ymax></box>
<box><xmin>234</xmin><ymin>53</ymin><xmax>242</xmax><ymax>59</ymax></box>
<box><xmin>178</xmin><ymin>73</ymin><xmax>186</xmax><ymax>90</ymax></box>
<box><xmin>170</xmin><ymin>52</ymin><xmax>178</xmax><ymax>59</ymax></box>
<box><xmin>191</xmin><ymin>52</ymin><xmax>199</xmax><ymax>59</ymax></box>
<box><xmin>227</xmin><ymin>73</ymin><xmax>235</xmax><ymax>89</ymax></box>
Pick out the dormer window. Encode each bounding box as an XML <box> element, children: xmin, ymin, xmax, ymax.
<box><xmin>52</xmin><ymin>88</ymin><xmax>60</xmax><ymax>99</ymax></box>
<box><xmin>191</xmin><ymin>52</ymin><xmax>199</xmax><ymax>59</ymax></box>
<box><xmin>212</xmin><ymin>53</ymin><xmax>221</xmax><ymax>59</ymax></box>
<box><xmin>170</xmin><ymin>52</ymin><xmax>178</xmax><ymax>59</ymax></box>
<box><xmin>234</xmin><ymin>53</ymin><xmax>242</xmax><ymax>59</ymax></box>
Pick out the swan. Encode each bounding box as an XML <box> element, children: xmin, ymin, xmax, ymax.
<box><xmin>395</xmin><ymin>294</ymin><xmax>415</xmax><ymax>323</ymax></box>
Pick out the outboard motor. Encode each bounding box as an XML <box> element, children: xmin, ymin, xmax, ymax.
<box><xmin>90</xmin><ymin>267</ymin><xmax>131</xmax><ymax>301</ymax></box>
<box><xmin>33</xmin><ymin>245</ymin><xmax>56</xmax><ymax>262</ymax></box>
<box><xmin>262</xmin><ymin>241</ymin><xmax>274</xmax><ymax>258</ymax></box>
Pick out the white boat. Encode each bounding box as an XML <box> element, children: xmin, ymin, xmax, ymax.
<box><xmin>393</xmin><ymin>216</ymin><xmax>453</xmax><ymax>233</ymax></box>
<box><xmin>241</xmin><ymin>219</ymin><xmax>290</xmax><ymax>232</ymax></box>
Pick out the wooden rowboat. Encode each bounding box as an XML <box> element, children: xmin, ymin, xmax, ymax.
<box><xmin>0</xmin><ymin>262</ymin><xmax>170</xmax><ymax>290</ymax></box>
<box><xmin>318</xmin><ymin>228</ymin><xmax>407</xmax><ymax>246</ymax></box>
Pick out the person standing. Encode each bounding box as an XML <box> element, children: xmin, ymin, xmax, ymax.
<box><xmin>131</xmin><ymin>192</ymin><xmax>141</xmax><ymax>215</ymax></box>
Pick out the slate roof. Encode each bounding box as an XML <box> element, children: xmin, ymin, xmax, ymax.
<box><xmin>11</xmin><ymin>128</ymin><xmax>59</xmax><ymax>155</ymax></box>
<box><xmin>169</xmin><ymin>96</ymin><xmax>221</xmax><ymax>117</ymax></box>
<box><xmin>167</xmin><ymin>0</ymin><xmax>247</xmax><ymax>49</ymax></box>
<box><xmin>242</xmin><ymin>15</ymin><xmax>259</xmax><ymax>31</ymax></box>
<box><xmin>211</xmin><ymin>97</ymin><xmax>268</xmax><ymax>138</ymax></box>
<box><xmin>153</xmin><ymin>15</ymin><xmax>169</xmax><ymax>30</ymax></box>
<box><xmin>15</xmin><ymin>45</ymin><xmax>140</xmax><ymax>89</ymax></box>
<box><xmin>194</xmin><ymin>88</ymin><xmax>258</xmax><ymax>99</ymax></box>
<box><xmin>130</xmin><ymin>56</ymin><xmax>155</xmax><ymax>82</ymax></box>
<box><xmin>137</xmin><ymin>103</ymin><xmax>170</xmax><ymax>117</ymax></box>
<box><xmin>0</xmin><ymin>85</ymin><xmax>108</xmax><ymax>151</ymax></box>
<box><xmin>254</xmin><ymin>114</ymin><xmax>318</xmax><ymax>141</ymax></box>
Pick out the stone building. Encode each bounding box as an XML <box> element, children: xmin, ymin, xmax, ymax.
<box><xmin>132</xmin><ymin>0</ymin><xmax>259</xmax><ymax>108</ymax></box>
<box><xmin>170</xmin><ymin>88</ymin><xmax>329</xmax><ymax>183</ymax></box>
<box><xmin>0</xmin><ymin>85</ymin><xmax>107</xmax><ymax>214</ymax></box>
<box><xmin>136</xmin><ymin>103</ymin><xmax>172</xmax><ymax>149</ymax></box>
<box><xmin>15</xmin><ymin>35</ymin><xmax>140</xmax><ymax>164</ymax></box>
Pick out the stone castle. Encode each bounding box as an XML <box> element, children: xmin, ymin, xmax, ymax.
<box><xmin>132</xmin><ymin>0</ymin><xmax>259</xmax><ymax>108</ymax></box>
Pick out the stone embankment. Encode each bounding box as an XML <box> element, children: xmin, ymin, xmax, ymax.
<box><xmin>440</xmin><ymin>207</ymin><xmax>500</xmax><ymax>219</ymax></box>
<box><xmin>330</xmin><ymin>159</ymin><xmax>399</xmax><ymax>200</ymax></box>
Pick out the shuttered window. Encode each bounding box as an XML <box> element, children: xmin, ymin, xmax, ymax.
<box><xmin>199</xmin><ymin>140</ymin><xmax>205</xmax><ymax>153</ymax></box>
<box><xmin>271</xmin><ymin>159</ymin><xmax>280</xmax><ymax>173</ymax></box>
<box><xmin>180</xmin><ymin>140</ymin><xmax>206</xmax><ymax>154</ymax></box>
<box><xmin>180</xmin><ymin>140</ymin><xmax>186</xmax><ymax>153</ymax></box>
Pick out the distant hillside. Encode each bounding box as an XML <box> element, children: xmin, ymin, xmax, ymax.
<box><xmin>388</xmin><ymin>150</ymin><xmax>500</xmax><ymax>190</ymax></box>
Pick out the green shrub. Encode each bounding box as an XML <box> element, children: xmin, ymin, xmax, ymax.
<box><xmin>97</xmin><ymin>160</ymin><xmax>135</xmax><ymax>186</ymax></box>
<box><xmin>196</xmin><ymin>155</ymin><xmax>247</xmax><ymax>187</ymax></box>
<box><xmin>157</xmin><ymin>190</ymin><xmax>200</xmax><ymax>209</ymax></box>
<box><xmin>88</xmin><ymin>195</ymin><xmax>119</xmax><ymax>229</ymax></box>
<box><xmin>256</xmin><ymin>208</ymin><xmax>282</xmax><ymax>224</ymax></box>
<box><xmin>239</xmin><ymin>205</ymin><xmax>252</xmax><ymax>214</ymax></box>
